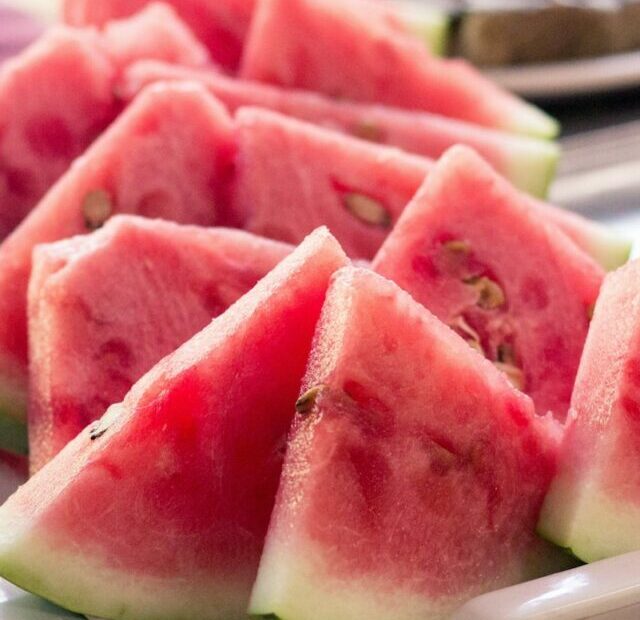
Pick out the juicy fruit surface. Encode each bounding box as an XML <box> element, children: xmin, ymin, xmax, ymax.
<box><xmin>0</xmin><ymin>229</ymin><xmax>348</xmax><ymax>620</ymax></box>
<box><xmin>241</xmin><ymin>0</ymin><xmax>558</xmax><ymax>137</ymax></box>
<box><xmin>233</xmin><ymin>107</ymin><xmax>432</xmax><ymax>259</ymax></box>
<box><xmin>373</xmin><ymin>146</ymin><xmax>604</xmax><ymax>421</ymax></box>
<box><xmin>539</xmin><ymin>259</ymin><xmax>640</xmax><ymax>562</ymax></box>
<box><xmin>0</xmin><ymin>5</ymin><xmax>210</xmax><ymax>243</ymax></box>
<box><xmin>64</xmin><ymin>0</ymin><xmax>254</xmax><ymax>71</ymax></box>
<box><xmin>28</xmin><ymin>216</ymin><xmax>291</xmax><ymax>472</ymax></box>
<box><xmin>122</xmin><ymin>60</ymin><xmax>559</xmax><ymax>197</ymax></box>
<box><xmin>0</xmin><ymin>82</ymin><xmax>236</xmax><ymax>425</ymax></box>
<box><xmin>0</xmin><ymin>27</ymin><xmax>117</xmax><ymax>240</ymax></box>
<box><xmin>251</xmin><ymin>268</ymin><xmax>571</xmax><ymax>620</ymax></box>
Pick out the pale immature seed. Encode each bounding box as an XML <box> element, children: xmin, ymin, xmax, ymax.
<box><xmin>442</xmin><ymin>239</ymin><xmax>471</xmax><ymax>255</ymax></box>
<box><xmin>296</xmin><ymin>385</ymin><xmax>324</xmax><ymax>414</ymax></box>
<box><xmin>343</xmin><ymin>193</ymin><xmax>391</xmax><ymax>228</ymax></box>
<box><xmin>465</xmin><ymin>276</ymin><xmax>505</xmax><ymax>310</ymax></box>
<box><xmin>494</xmin><ymin>362</ymin><xmax>525</xmax><ymax>391</ymax></box>
<box><xmin>82</xmin><ymin>189</ymin><xmax>113</xmax><ymax>230</ymax></box>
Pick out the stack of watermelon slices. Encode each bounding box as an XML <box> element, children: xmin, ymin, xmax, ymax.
<box><xmin>0</xmin><ymin>0</ymin><xmax>636</xmax><ymax>618</ymax></box>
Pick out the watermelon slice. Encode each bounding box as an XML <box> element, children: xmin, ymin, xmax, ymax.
<box><xmin>0</xmin><ymin>4</ymin><xmax>210</xmax><ymax>241</ymax></box>
<box><xmin>64</xmin><ymin>0</ymin><xmax>254</xmax><ymax>71</ymax></box>
<box><xmin>250</xmin><ymin>267</ymin><xmax>572</xmax><ymax>620</ymax></box>
<box><xmin>538</xmin><ymin>258</ymin><xmax>640</xmax><ymax>562</ymax></box>
<box><xmin>233</xmin><ymin>107</ymin><xmax>432</xmax><ymax>258</ymax></box>
<box><xmin>0</xmin><ymin>228</ymin><xmax>347</xmax><ymax>620</ymax></box>
<box><xmin>98</xmin><ymin>2</ymin><xmax>211</xmax><ymax>73</ymax></box>
<box><xmin>0</xmin><ymin>82</ymin><xmax>235</xmax><ymax>453</ymax></box>
<box><xmin>0</xmin><ymin>27</ymin><xmax>117</xmax><ymax>241</ymax></box>
<box><xmin>372</xmin><ymin>146</ymin><xmax>605</xmax><ymax>421</ymax></box>
<box><xmin>122</xmin><ymin>60</ymin><xmax>559</xmax><ymax>197</ymax></box>
<box><xmin>28</xmin><ymin>216</ymin><xmax>292</xmax><ymax>473</ymax></box>
<box><xmin>240</xmin><ymin>0</ymin><xmax>558</xmax><ymax>138</ymax></box>
<box><xmin>0</xmin><ymin>451</ymin><xmax>27</xmax><ymax>505</ymax></box>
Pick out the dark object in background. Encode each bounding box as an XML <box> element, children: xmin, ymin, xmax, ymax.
<box><xmin>439</xmin><ymin>1</ymin><xmax>640</xmax><ymax>66</ymax></box>
<box><xmin>0</xmin><ymin>5</ymin><xmax>44</xmax><ymax>64</ymax></box>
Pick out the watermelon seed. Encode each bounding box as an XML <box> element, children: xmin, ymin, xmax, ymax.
<box><xmin>464</xmin><ymin>276</ymin><xmax>505</xmax><ymax>310</ymax></box>
<box><xmin>343</xmin><ymin>193</ymin><xmax>391</xmax><ymax>228</ymax></box>
<box><xmin>82</xmin><ymin>189</ymin><xmax>113</xmax><ymax>230</ymax></box>
<box><xmin>587</xmin><ymin>303</ymin><xmax>595</xmax><ymax>321</ymax></box>
<box><xmin>352</xmin><ymin>120</ymin><xmax>384</xmax><ymax>143</ymax></box>
<box><xmin>296</xmin><ymin>385</ymin><xmax>324</xmax><ymax>414</ymax></box>
<box><xmin>443</xmin><ymin>239</ymin><xmax>471</xmax><ymax>255</ymax></box>
<box><xmin>89</xmin><ymin>424</ymin><xmax>108</xmax><ymax>441</ymax></box>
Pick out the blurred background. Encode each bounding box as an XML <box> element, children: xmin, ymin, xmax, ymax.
<box><xmin>2</xmin><ymin>0</ymin><xmax>639</xmax><ymax>232</ymax></box>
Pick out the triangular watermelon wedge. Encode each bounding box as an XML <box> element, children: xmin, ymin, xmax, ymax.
<box><xmin>250</xmin><ymin>267</ymin><xmax>573</xmax><ymax>620</ymax></box>
<box><xmin>233</xmin><ymin>106</ymin><xmax>432</xmax><ymax>258</ymax></box>
<box><xmin>0</xmin><ymin>82</ymin><xmax>235</xmax><ymax>453</ymax></box>
<box><xmin>64</xmin><ymin>0</ymin><xmax>253</xmax><ymax>71</ymax></box>
<box><xmin>28</xmin><ymin>215</ymin><xmax>291</xmax><ymax>473</ymax></box>
<box><xmin>0</xmin><ymin>228</ymin><xmax>348</xmax><ymax>620</ymax></box>
<box><xmin>240</xmin><ymin>0</ymin><xmax>558</xmax><ymax>138</ymax></box>
<box><xmin>121</xmin><ymin>60</ymin><xmax>560</xmax><ymax>197</ymax></box>
<box><xmin>372</xmin><ymin>146</ymin><xmax>605</xmax><ymax>422</ymax></box>
<box><xmin>0</xmin><ymin>3</ymin><xmax>210</xmax><ymax>240</ymax></box>
<box><xmin>539</xmin><ymin>258</ymin><xmax>640</xmax><ymax>562</ymax></box>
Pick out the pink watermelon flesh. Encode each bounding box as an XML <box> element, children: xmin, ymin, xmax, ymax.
<box><xmin>64</xmin><ymin>0</ymin><xmax>255</xmax><ymax>71</ymax></box>
<box><xmin>250</xmin><ymin>267</ymin><xmax>572</xmax><ymax>620</ymax></box>
<box><xmin>0</xmin><ymin>27</ymin><xmax>118</xmax><ymax>241</ymax></box>
<box><xmin>240</xmin><ymin>0</ymin><xmax>558</xmax><ymax>138</ymax></box>
<box><xmin>121</xmin><ymin>60</ymin><xmax>560</xmax><ymax>197</ymax></box>
<box><xmin>0</xmin><ymin>228</ymin><xmax>347</xmax><ymax>620</ymax></box>
<box><xmin>0</xmin><ymin>5</ymin><xmax>210</xmax><ymax>242</ymax></box>
<box><xmin>233</xmin><ymin>106</ymin><xmax>432</xmax><ymax>259</ymax></box>
<box><xmin>28</xmin><ymin>216</ymin><xmax>292</xmax><ymax>473</ymax></box>
<box><xmin>539</xmin><ymin>258</ymin><xmax>640</xmax><ymax>561</ymax></box>
<box><xmin>98</xmin><ymin>2</ymin><xmax>211</xmax><ymax>73</ymax></box>
<box><xmin>0</xmin><ymin>82</ymin><xmax>236</xmax><ymax>443</ymax></box>
<box><xmin>372</xmin><ymin>146</ymin><xmax>605</xmax><ymax>422</ymax></box>
<box><xmin>0</xmin><ymin>450</ymin><xmax>27</xmax><ymax>504</ymax></box>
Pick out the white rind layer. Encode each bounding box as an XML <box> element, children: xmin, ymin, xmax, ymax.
<box><xmin>0</xmin><ymin>510</ymin><xmax>250</xmax><ymax>620</ymax></box>
<box><xmin>539</xmin><ymin>475</ymin><xmax>640</xmax><ymax>563</ymax></box>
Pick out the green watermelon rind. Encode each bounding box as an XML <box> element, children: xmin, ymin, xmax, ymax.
<box><xmin>506</xmin><ymin>139</ymin><xmax>559</xmax><ymax>198</ymax></box>
<box><xmin>584</xmin><ymin>232</ymin><xmax>633</xmax><ymax>273</ymax></box>
<box><xmin>403</xmin><ymin>10</ymin><xmax>451</xmax><ymax>56</ymax></box>
<box><xmin>0</xmin><ymin>530</ymin><xmax>249</xmax><ymax>620</ymax></box>
<box><xmin>0</xmin><ymin>388</ymin><xmax>27</xmax><ymax>455</ymax></box>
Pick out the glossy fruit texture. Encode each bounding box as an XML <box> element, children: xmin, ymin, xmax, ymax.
<box><xmin>539</xmin><ymin>258</ymin><xmax>640</xmax><ymax>562</ymax></box>
<box><xmin>0</xmin><ymin>228</ymin><xmax>347</xmax><ymax>620</ymax></box>
<box><xmin>28</xmin><ymin>216</ymin><xmax>291</xmax><ymax>472</ymax></box>
<box><xmin>251</xmin><ymin>267</ymin><xmax>572</xmax><ymax>620</ymax></box>
<box><xmin>373</xmin><ymin>146</ymin><xmax>604</xmax><ymax>422</ymax></box>
<box><xmin>0</xmin><ymin>82</ymin><xmax>236</xmax><ymax>447</ymax></box>
<box><xmin>241</xmin><ymin>0</ymin><xmax>558</xmax><ymax>138</ymax></box>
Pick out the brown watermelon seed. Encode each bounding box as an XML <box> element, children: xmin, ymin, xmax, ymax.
<box><xmin>464</xmin><ymin>276</ymin><xmax>505</xmax><ymax>310</ymax></box>
<box><xmin>352</xmin><ymin>120</ymin><xmax>384</xmax><ymax>143</ymax></box>
<box><xmin>343</xmin><ymin>193</ymin><xmax>391</xmax><ymax>228</ymax></box>
<box><xmin>296</xmin><ymin>385</ymin><xmax>324</xmax><ymax>414</ymax></box>
<box><xmin>494</xmin><ymin>362</ymin><xmax>525</xmax><ymax>391</ymax></box>
<box><xmin>587</xmin><ymin>304</ymin><xmax>595</xmax><ymax>321</ymax></box>
<box><xmin>82</xmin><ymin>189</ymin><xmax>113</xmax><ymax>230</ymax></box>
<box><xmin>449</xmin><ymin>316</ymin><xmax>484</xmax><ymax>355</ymax></box>
<box><xmin>443</xmin><ymin>239</ymin><xmax>471</xmax><ymax>255</ymax></box>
